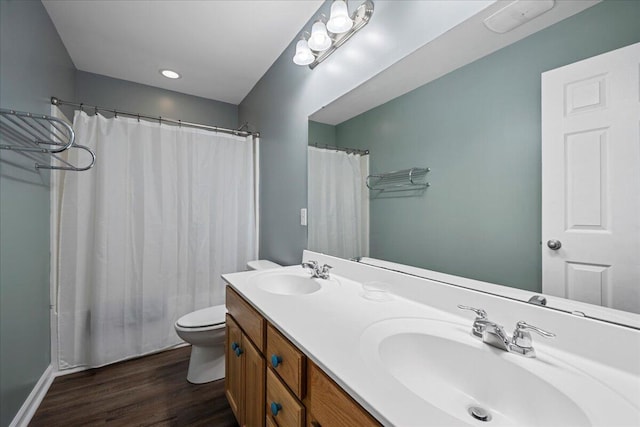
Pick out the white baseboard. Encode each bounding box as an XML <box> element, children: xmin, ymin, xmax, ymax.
<box><xmin>9</xmin><ymin>365</ymin><xmax>55</xmax><ymax>427</ymax></box>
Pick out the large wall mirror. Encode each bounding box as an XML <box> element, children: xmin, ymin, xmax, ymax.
<box><xmin>307</xmin><ymin>0</ymin><xmax>640</xmax><ymax>328</ymax></box>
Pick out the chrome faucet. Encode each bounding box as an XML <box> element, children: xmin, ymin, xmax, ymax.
<box><xmin>458</xmin><ymin>305</ymin><xmax>555</xmax><ymax>357</ymax></box>
<box><xmin>474</xmin><ymin>318</ymin><xmax>510</xmax><ymax>351</ymax></box>
<box><xmin>509</xmin><ymin>321</ymin><xmax>556</xmax><ymax>357</ymax></box>
<box><xmin>301</xmin><ymin>260</ymin><xmax>332</xmax><ymax>279</ymax></box>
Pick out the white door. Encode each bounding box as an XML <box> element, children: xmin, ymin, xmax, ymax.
<box><xmin>542</xmin><ymin>42</ymin><xmax>640</xmax><ymax>314</ymax></box>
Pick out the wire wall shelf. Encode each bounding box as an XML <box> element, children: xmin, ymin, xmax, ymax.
<box><xmin>366</xmin><ymin>167</ymin><xmax>430</xmax><ymax>192</ymax></box>
<box><xmin>0</xmin><ymin>108</ymin><xmax>95</xmax><ymax>171</ymax></box>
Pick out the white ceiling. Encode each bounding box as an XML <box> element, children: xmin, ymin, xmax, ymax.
<box><xmin>310</xmin><ymin>0</ymin><xmax>600</xmax><ymax>125</ymax></box>
<box><xmin>42</xmin><ymin>0</ymin><xmax>324</xmax><ymax>105</ymax></box>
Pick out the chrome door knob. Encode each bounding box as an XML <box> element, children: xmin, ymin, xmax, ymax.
<box><xmin>547</xmin><ymin>239</ymin><xmax>562</xmax><ymax>250</ymax></box>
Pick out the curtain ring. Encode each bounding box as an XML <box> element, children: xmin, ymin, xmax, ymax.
<box><xmin>178</xmin><ymin>120</ymin><xmax>181</xmax><ymax>127</ymax></box>
<box><xmin>137</xmin><ymin>114</ymin><xmax>140</xmax><ymax>122</ymax></box>
<box><xmin>80</xmin><ymin>103</ymin><xmax>84</xmax><ymax>112</ymax></box>
<box><xmin>158</xmin><ymin>116</ymin><xmax>162</xmax><ymax>125</ymax></box>
<box><xmin>94</xmin><ymin>106</ymin><xmax>98</xmax><ymax>115</ymax></box>
<box><xmin>114</xmin><ymin>110</ymin><xmax>118</xmax><ymax>118</ymax></box>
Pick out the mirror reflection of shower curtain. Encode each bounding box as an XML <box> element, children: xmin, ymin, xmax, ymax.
<box><xmin>55</xmin><ymin>111</ymin><xmax>257</xmax><ymax>369</ymax></box>
<box><xmin>307</xmin><ymin>146</ymin><xmax>369</xmax><ymax>259</ymax></box>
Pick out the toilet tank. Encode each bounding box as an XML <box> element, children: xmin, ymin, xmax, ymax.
<box><xmin>246</xmin><ymin>260</ymin><xmax>281</xmax><ymax>271</ymax></box>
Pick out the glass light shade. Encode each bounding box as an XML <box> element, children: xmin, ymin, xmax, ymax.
<box><xmin>307</xmin><ymin>21</ymin><xmax>332</xmax><ymax>52</ymax></box>
<box><xmin>293</xmin><ymin>39</ymin><xmax>314</xmax><ymax>66</ymax></box>
<box><xmin>327</xmin><ymin>1</ymin><xmax>353</xmax><ymax>34</ymax></box>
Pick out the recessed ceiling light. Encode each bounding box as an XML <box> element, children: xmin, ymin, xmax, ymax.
<box><xmin>160</xmin><ymin>69</ymin><xmax>181</xmax><ymax>79</ymax></box>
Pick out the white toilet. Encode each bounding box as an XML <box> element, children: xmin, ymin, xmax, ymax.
<box><xmin>174</xmin><ymin>259</ymin><xmax>281</xmax><ymax>383</ymax></box>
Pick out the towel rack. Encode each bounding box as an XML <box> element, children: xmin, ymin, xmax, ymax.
<box><xmin>366</xmin><ymin>167</ymin><xmax>430</xmax><ymax>192</ymax></box>
<box><xmin>0</xmin><ymin>108</ymin><xmax>95</xmax><ymax>171</ymax></box>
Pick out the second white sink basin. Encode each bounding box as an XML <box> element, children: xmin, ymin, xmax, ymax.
<box><xmin>250</xmin><ymin>271</ymin><xmax>322</xmax><ymax>295</ymax></box>
<box><xmin>359</xmin><ymin>317</ymin><xmax>639</xmax><ymax>426</ymax></box>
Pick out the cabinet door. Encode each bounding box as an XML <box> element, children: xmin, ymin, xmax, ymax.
<box><xmin>243</xmin><ymin>335</ymin><xmax>266</xmax><ymax>427</ymax></box>
<box><xmin>226</xmin><ymin>315</ymin><xmax>244</xmax><ymax>424</ymax></box>
<box><xmin>306</xmin><ymin>362</ymin><xmax>380</xmax><ymax>427</ymax></box>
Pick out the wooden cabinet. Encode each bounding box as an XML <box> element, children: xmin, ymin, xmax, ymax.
<box><xmin>226</xmin><ymin>289</ymin><xmax>266</xmax><ymax>427</ymax></box>
<box><xmin>243</xmin><ymin>337</ymin><xmax>265</xmax><ymax>427</ymax></box>
<box><xmin>226</xmin><ymin>287</ymin><xmax>380</xmax><ymax>427</ymax></box>
<box><xmin>225</xmin><ymin>315</ymin><xmax>244</xmax><ymax>421</ymax></box>
<box><xmin>227</xmin><ymin>286</ymin><xmax>265</xmax><ymax>351</ymax></box>
<box><xmin>306</xmin><ymin>361</ymin><xmax>380</xmax><ymax>427</ymax></box>
<box><xmin>266</xmin><ymin>323</ymin><xmax>306</xmax><ymax>399</ymax></box>
<box><xmin>266</xmin><ymin>368</ymin><xmax>304</xmax><ymax>427</ymax></box>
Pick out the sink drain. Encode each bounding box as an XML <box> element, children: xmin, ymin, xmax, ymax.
<box><xmin>468</xmin><ymin>406</ymin><xmax>492</xmax><ymax>422</ymax></box>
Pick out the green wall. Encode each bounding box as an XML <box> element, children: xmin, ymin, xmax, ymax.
<box><xmin>0</xmin><ymin>1</ymin><xmax>75</xmax><ymax>425</ymax></box>
<box><xmin>240</xmin><ymin>0</ymin><xmax>493</xmax><ymax>265</ymax></box>
<box><xmin>335</xmin><ymin>0</ymin><xmax>640</xmax><ymax>291</ymax></box>
<box><xmin>308</xmin><ymin>121</ymin><xmax>337</xmax><ymax>148</ymax></box>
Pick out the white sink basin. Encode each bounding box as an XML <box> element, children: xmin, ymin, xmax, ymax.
<box><xmin>250</xmin><ymin>271</ymin><xmax>322</xmax><ymax>295</ymax></box>
<box><xmin>360</xmin><ymin>318</ymin><xmax>639</xmax><ymax>426</ymax></box>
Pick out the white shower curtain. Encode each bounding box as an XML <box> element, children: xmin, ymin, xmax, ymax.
<box><xmin>307</xmin><ymin>146</ymin><xmax>369</xmax><ymax>259</ymax></box>
<box><xmin>56</xmin><ymin>111</ymin><xmax>257</xmax><ymax>369</ymax></box>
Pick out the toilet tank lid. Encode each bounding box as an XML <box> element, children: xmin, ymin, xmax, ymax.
<box><xmin>247</xmin><ymin>259</ymin><xmax>281</xmax><ymax>270</ymax></box>
<box><xmin>176</xmin><ymin>305</ymin><xmax>226</xmax><ymax>328</ymax></box>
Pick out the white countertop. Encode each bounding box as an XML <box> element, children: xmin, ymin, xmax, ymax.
<box><xmin>222</xmin><ymin>255</ymin><xmax>640</xmax><ymax>427</ymax></box>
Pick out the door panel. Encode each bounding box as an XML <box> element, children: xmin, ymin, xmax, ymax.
<box><xmin>542</xmin><ymin>42</ymin><xmax>640</xmax><ymax>313</ymax></box>
<box><xmin>226</xmin><ymin>315</ymin><xmax>244</xmax><ymax>424</ymax></box>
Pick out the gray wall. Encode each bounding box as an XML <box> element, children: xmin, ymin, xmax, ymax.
<box><xmin>0</xmin><ymin>1</ymin><xmax>75</xmax><ymax>425</ymax></box>
<box><xmin>75</xmin><ymin>71</ymin><xmax>238</xmax><ymax>128</ymax></box>
<box><xmin>308</xmin><ymin>121</ymin><xmax>336</xmax><ymax>148</ymax></box>
<box><xmin>334</xmin><ymin>0</ymin><xmax>640</xmax><ymax>291</ymax></box>
<box><xmin>240</xmin><ymin>0</ymin><xmax>491</xmax><ymax>265</ymax></box>
<box><xmin>0</xmin><ymin>10</ymin><xmax>239</xmax><ymax>426</ymax></box>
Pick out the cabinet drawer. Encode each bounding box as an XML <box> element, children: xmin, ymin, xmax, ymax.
<box><xmin>307</xmin><ymin>361</ymin><xmax>380</xmax><ymax>427</ymax></box>
<box><xmin>267</xmin><ymin>323</ymin><xmax>306</xmax><ymax>399</ymax></box>
<box><xmin>266</xmin><ymin>368</ymin><xmax>304</xmax><ymax>427</ymax></box>
<box><xmin>226</xmin><ymin>287</ymin><xmax>265</xmax><ymax>352</ymax></box>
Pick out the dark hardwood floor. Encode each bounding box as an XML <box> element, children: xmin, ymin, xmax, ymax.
<box><xmin>30</xmin><ymin>346</ymin><xmax>238</xmax><ymax>427</ymax></box>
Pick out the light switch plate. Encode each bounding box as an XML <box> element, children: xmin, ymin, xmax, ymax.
<box><xmin>300</xmin><ymin>208</ymin><xmax>307</xmax><ymax>226</ymax></box>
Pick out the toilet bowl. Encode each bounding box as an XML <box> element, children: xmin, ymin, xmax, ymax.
<box><xmin>175</xmin><ymin>305</ymin><xmax>226</xmax><ymax>384</ymax></box>
<box><xmin>174</xmin><ymin>259</ymin><xmax>281</xmax><ymax>383</ymax></box>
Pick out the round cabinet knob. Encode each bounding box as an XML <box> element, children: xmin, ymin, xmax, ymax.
<box><xmin>547</xmin><ymin>239</ymin><xmax>562</xmax><ymax>250</ymax></box>
<box><xmin>270</xmin><ymin>402</ymin><xmax>282</xmax><ymax>416</ymax></box>
<box><xmin>271</xmin><ymin>354</ymin><xmax>282</xmax><ymax>368</ymax></box>
<box><xmin>234</xmin><ymin>347</ymin><xmax>243</xmax><ymax>357</ymax></box>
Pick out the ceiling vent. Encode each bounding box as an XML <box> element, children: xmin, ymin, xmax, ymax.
<box><xmin>484</xmin><ymin>0</ymin><xmax>555</xmax><ymax>34</ymax></box>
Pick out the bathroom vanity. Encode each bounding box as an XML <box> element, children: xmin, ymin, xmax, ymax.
<box><xmin>222</xmin><ymin>250</ymin><xmax>640</xmax><ymax>426</ymax></box>
<box><xmin>224</xmin><ymin>285</ymin><xmax>378</xmax><ymax>426</ymax></box>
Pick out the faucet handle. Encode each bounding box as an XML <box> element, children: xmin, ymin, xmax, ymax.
<box><xmin>321</xmin><ymin>264</ymin><xmax>332</xmax><ymax>272</ymax></box>
<box><xmin>457</xmin><ymin>305</ymin><xmax>487</xmax><ymax>320</ymax></box>
<box><xmin>510</xmin><ymin>321</ymin><xmax>555</xmax><ymax>357</ymax></box>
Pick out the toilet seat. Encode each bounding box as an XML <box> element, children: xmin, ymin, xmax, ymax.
<box><xmin>176</xmin><ymin>305</ymin><xmax>226</xmax><ymax>328</ymax></box>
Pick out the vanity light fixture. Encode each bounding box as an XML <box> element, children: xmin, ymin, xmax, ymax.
<box><xmin>293</xmin><ymin>0</ymin><xmax>374</xmax><ymax>69</ymax></box>
<box><xmin>308</xmin><ymin>20</ymin><xmax>332</xmax><ymax>51</ymax></box>
<box><xmin>327</xmin><ymin>0</ymin><xmax>353</xmax><ymax>34</ymax></box>
<box><xmin>293</xmin><ymin>39</ymin><xmax>315</xmax><ymax>66</ymax></box>
<box><xmin>160</xmin><ymin>69</ymin><xmax>181</xmax><ymax>79</ymax></box>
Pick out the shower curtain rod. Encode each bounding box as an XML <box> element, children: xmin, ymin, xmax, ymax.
<box><xmin>50</xmin><ymin>97</ymin><xmax>259</xmax><ymax>138</ymax></box>
<box><xmin>311</xmin><ymin>142</ymin><xmax>369</xmax><ymax>155</ymax></box>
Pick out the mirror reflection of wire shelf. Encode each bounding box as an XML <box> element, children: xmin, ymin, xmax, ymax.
<box><xmin>0</xmin><ymin>108</ymin><xmax>95</xmax><ymax>171</ymax></box>
<box><xmin>366</xmin><ymin>167</ymin><xmax>430</xmax><ymax>192</ymax></box>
